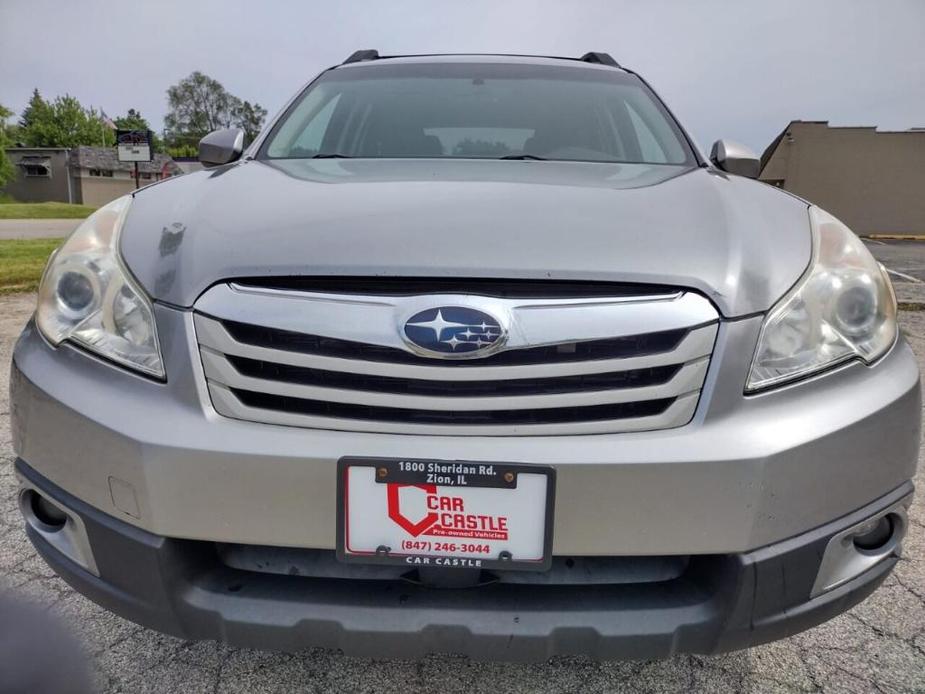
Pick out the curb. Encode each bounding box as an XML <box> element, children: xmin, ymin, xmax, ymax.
<box><xmin>863</xmin><ymin>235</ymin><xmax>925</xmax><ymax>241</ymax></box>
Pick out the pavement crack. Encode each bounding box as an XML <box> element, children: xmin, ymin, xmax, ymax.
<box><xmin>211</xmin><ymin>649</ymin><xmax>233</xmax><ymax>694</ymax></box>
<box><xmin>892</xmin><ymin>572</ymin><xmax>925</xmax><ymax>602</ymax></box>
<box><xmin>91</xmin><ymin>626</ymin><xmax>148</xmax><ymax>658</ymax></box>
<box><xmin>795</xmin><ymin>644</ymin><xmax>825</xmax><ymax>693</ymax></box>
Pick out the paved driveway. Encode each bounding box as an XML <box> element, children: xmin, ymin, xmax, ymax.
<box><xmin>1</xmin><ymin>292</ymin><xmax>924</xmax><ymax>693</ymax></box>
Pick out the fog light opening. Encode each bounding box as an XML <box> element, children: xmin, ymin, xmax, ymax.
<box><xmin>852</xmin><ymin>513</ymin><xmax>898</xmax><ymax>553</ymax></box>
<box><xmin>811</xmin><ymin>503</ymin><xmax>909</xmax><ymax>598</ymax></box>
<box><xmin>25</xmin><ymin>490</ymin><xmax>68</xmax><ymax>532</ymax></box>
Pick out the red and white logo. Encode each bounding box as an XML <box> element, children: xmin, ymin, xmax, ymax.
<box><xmin>386</xmin><ymin>483</ymin><xmax>509</xmax><ymax>540</ymax></box>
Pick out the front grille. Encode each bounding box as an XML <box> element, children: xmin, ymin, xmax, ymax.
<box><xmin>194</xmin><ymin>282</ymin><xmax>719</xmax><ymax>435</ymax></box>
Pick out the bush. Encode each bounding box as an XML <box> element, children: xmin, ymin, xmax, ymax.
<box><xmin>166</xmin><ymin>143</ymin><xmax>199</xmax><ymax>158</ymax></box>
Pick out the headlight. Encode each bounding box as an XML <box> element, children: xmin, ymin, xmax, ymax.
<box><xmin>36</xmin><ymin>195</ymin><xmax>165</xmax><ymax>379</ymax></box>
<box><xmin>746</xmin><ymin>206</ymin><xmax>896</xmax><ymax>391</ymax></box>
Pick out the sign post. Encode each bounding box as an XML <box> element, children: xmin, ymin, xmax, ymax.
<box><xmin>115</xmin><ymin>129</ymin><xmax>153</xmax><ymax>189</ymax></box>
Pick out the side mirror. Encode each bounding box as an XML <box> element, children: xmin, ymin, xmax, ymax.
<box><xmin>199</xmin><ymin>128</ymin><xmax>245</xmax><ymax>168</ymax></box>
<box><xmin>710</xmin><ymin>139</ymin><xmax>760</xmax><ymax>179</ymax></box>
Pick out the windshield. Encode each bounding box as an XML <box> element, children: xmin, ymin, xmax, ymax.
<box><xmin>261</xmin><ymin>62</ymin><xmax>696</xmax><ymax>165</ymax></box>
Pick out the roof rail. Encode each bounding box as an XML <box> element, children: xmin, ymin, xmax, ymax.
<box><xmin>343</xmin><ymin>49</ymin><xmax>379</xmax><ymax>65</ymax></box>
<box><xmin>339</xmin><ymin>50</ymin><xmax>622</xmax><ymax>68</ymax></box>
<box><xmin>579</xmin><ymin>52</ymin><xmax>621</xmax><ymax>68</ymax></box>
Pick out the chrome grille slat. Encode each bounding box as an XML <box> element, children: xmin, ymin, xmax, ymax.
<box><xmin>231</xmin><ymin>390</ymin><xmax>675</xmax><ymax>425</ymax></box>
<box><xmin>225</xmin><ymin>354</ymin><xmax>683</xmax><ymax>395</ymax></box>
<box><xmin>201</xmin><ymin>347</ymin><xmax>709</xmax><ymax>411</ymax></box>
<box><xmin>193</xmin><ymin>284</ymin><xmax>719</xmax><ymax>436</ymax></box>
<box><xmin>208</xmin><ymin>384</ymin><xmax>703</xmax><ymax>436</ymax></box>
<box><xmin>194</xmin><ymin>315</ymin><xmax>717</xmax><ymax>381</ymax></box>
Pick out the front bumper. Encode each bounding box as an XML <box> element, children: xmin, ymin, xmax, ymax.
<box><xmin>10</xmin><ymin>306</ymin><xmax>921</xmax><ymax>555</ymax></box>
<box><xmin>16</xmin><ymin>458</ymin><xmax>911</xmax><ymax>660</ymax></box>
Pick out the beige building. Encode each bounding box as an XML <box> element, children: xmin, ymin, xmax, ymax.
<box><xmin>760</xmin><ymin>121</ymin><xmax>925</xmax><ymax>235</ymax></box>
<box><xmin>68</xmin><ymin>146</ymin><xmax>183</xmax><ymax>207</ymax></box>
<box><xmin>3</xmin><ymin>146</ymin><xmax>183</xmax><ymax>207</ymax></box>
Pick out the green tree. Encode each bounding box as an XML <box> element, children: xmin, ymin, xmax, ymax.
<box><xmin>0</xmin><ymin>104</ymin><xmax>16</xmax><ymax>188</ymax></box>
<box><xmin>164</xmin><ymin>71</ymin><xmax>266</xmax><ymax>148</ymax></box>
<box><xmin>113</xmin><ymin>107</ymin><xmax>148</xmax><ymax>131</ymax></box>
<box><xmin>18</xmin><ymin>89</ymin><xmax>52</xmax><ymax>133</ymax></box>
<box><xmin>232</xmin><ymin>100</ymin><xmax>268</xmax><ymax>143</ymax></box>
<box><xmin>18</xmin><ymin>89</ymin><xmax>114</xmax><ymax>148</ymax></box>
<box><xmin>165</xmin><ymin>72</ymin><xmax>234</xmax><ymax>147</ymax></box>
<box><xmin>114</xmin><ymin>108</ymin><xmax>163</xmax><ymax>152</ymax></box>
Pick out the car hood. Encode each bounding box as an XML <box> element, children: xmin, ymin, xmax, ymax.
<box><xmin>122</xmin><ymin>158</ymin><xmax>811</xmax><ymax>316</ymax></box>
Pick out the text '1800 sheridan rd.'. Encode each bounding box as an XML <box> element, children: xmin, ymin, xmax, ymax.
<box><xmin>10</xmin><ymin>49</ymin><xmax>919</xmax><ymax>661</ymax></box>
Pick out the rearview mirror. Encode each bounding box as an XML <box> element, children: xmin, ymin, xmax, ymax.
<box><xmin>199</xmin><ymin>128</ymin><xmax>245</xmax><ymax>168</ymax></box>
<box><xmin>710</xmin><ymin>139</ymin><xmax>760</xmax><ymax>179</ymax></box>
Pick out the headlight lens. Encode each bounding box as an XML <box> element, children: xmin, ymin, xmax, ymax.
<box><xmin>746</xmin><ymin>206</ymin><xmax>896</xmax><ymax>391</ymax></box>
<box><xmin>36</xmin><ymin>195</ymin><xmax>165</xmax><ymax>378</ymax></box>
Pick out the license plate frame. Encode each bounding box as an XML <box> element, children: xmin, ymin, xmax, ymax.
<box><xmin>336</xmin><ymin>457</ymin><xmax>556</xmax><ymax>571</ymax></box>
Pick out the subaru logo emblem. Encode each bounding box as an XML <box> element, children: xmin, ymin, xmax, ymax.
<box><xmin>403</xmin><ymin>306</ymin><xmax>507</xmax><ymax>358</ymax></box>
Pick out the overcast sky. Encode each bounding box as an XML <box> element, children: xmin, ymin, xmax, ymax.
<box><xmin>1</xmin><ymin>0</ymin><xmax>923</xmax><ymax>154</ymax></box>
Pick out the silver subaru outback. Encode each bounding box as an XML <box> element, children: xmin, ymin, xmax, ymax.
<box><xmin>10</xmin><ymin>51</ymin><xmax>920</xmax><ymax>661</ymax></box>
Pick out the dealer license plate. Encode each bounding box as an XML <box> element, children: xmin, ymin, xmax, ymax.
<box><xmin>337</xmin><ymin>457</ymin><xmax>556</xmax><ymax>571</ymax></box>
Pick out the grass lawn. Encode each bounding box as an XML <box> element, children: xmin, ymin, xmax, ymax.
<box><xmin>0</xmin><ymin>202</ymin><xmax>96</xmax><ymax>219</ymax></box>
<box><xmin>0</xmin><ymin>238</ymin><xmax>62</xmax><ymax>294</ymax></box>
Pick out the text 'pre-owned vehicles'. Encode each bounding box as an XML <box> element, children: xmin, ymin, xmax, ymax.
<box><xmin>11</xmin><ymin>50</ymin><xmax>919</xmax><ymax>660</ymax></box>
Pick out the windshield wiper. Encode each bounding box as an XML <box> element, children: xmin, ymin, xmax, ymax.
<box><xmin>499</xmin><ymin>154</ymin><xmax>547</xmax><ymax>160</ymax></box>
<box><xmin>312</xmin><ymin>153</ymin><xmax>353</xmax><ymax>159</ymax></box>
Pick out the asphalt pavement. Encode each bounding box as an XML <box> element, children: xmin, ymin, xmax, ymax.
<box><xmin>1</xmin><ymin>253</ymin><xmax>924</xmax><ymax>691</ymax></box>
<box><xmin>867</xmin><ymin>240</ymin><xmax>925</xmax><ymax>283</ymax></box>
<box><xmin>866</xmin><ymin>241</ymin><xmax>925</xmax><ymax>307</ymax></box>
